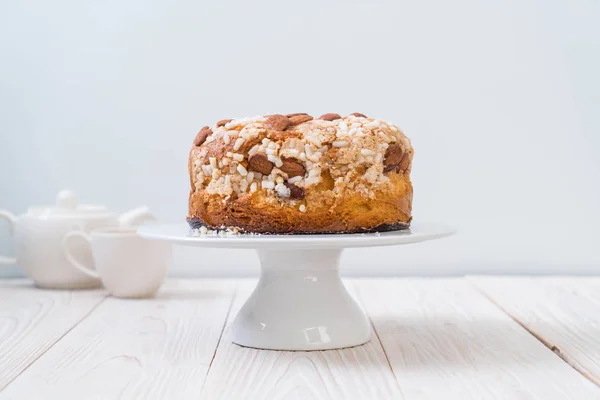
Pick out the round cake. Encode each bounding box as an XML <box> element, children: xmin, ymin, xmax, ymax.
<box><xmin>188</xmin><ymin>112</ymin><xmax>413</xmax><ymax>234</ymax></box>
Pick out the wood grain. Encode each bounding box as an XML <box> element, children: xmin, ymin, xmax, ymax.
<box><xmin>358</xmin><ymin>279</ymin><xmax>600</xmax><ymax>399</ymax></box>
<box><xmin>0</xmin><ymin>280</ymin><xmax>105</xmax><ymax>391</ymax></box>
<box><xmin>199</xmin><ymin>279</ymin><xmax>403</xmax><ymax>400</ymax></box>
<box><xmin>3</xmin><ymin>278</ymin><xmax>600</xmax><ymax>399</ymax></box>
<box><xmin>471</xmin><ymin>276</ymin><xmax>600</xmax><ymax>387</ymax></box>
<box><xmin>0</xmin><ymin>280</ymin><xmax>235</xmax><ymax>400</ymax></box>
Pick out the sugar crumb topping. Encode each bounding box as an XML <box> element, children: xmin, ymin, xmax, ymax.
<box><xmin>191</xmin><ymin>113</ymin><xmax>413</xmax><ymax>204</ymax></box>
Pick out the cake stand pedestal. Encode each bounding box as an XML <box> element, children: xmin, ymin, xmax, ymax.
<box><xmin>138</xmin><ymin>222</ymin><xmax>455</xmax><ymax>351</ymax></box>
<box><xmin>236</xmin><ymin>248</ymin><xmax>369</xmax><ymax>350</ymax></box>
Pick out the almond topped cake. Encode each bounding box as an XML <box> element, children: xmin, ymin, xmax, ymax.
<box><xmin>187</xmin><ymin>112</ymin><xmax>413</xmax><ymax>234</ymax></box>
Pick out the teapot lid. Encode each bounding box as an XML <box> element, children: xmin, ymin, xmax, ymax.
<box><xmin>28</xmin><ymin>190</ymin><xmax>112</xmax><ymax>218</ymax></box>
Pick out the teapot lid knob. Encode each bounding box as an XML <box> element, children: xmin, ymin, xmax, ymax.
<box><xmin>56</xmin><ymin>190</ymin><xmax>78</xmax><ymax>209</ymax></box>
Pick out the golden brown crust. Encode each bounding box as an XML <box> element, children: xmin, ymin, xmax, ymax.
<box><xmin>187</xmin><ymin>113</ymin><xmax>413</xmax><ymax>234</ymax></box>
<box><xmin>188</xmin><ymin>172</ymin><xmax>412</xmax><ymax>233</ymax></box>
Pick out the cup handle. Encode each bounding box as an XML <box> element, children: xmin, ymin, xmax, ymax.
<box><xmin>0</xmin><ymin>210</ymin><xmax>17</xmax><ymax>265</ymax></box>
<box><xmin>62</xmin><ymin>231</ymin><xmax>100</xmax><ymax>279</ymax></box>
<box><xmin>118</xmin><ymin>206</ymin><xmax>156</xmax><ymax>227</ymax></box>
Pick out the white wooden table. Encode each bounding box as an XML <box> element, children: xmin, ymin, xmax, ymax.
<box><xmin>1</xmin><ymin>278</ymin><xmax>599</xmax><ymax>399</ymax></box>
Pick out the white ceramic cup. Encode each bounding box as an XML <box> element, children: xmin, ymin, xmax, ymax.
<box><xmin>62</xmin><ymin>226</ymin><xmax>171</xmax><ymax>298</ymax></box>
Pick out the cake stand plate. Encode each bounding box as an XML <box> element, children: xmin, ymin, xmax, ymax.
<box><xmin>138</xmin><ymin>222</ymin><xmax>455</xmax><ymax>351</ymax></box>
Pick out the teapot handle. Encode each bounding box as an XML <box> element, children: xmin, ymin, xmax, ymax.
<box><xmin>0</xmin><ymin>210</ymin><xmax>17</xmax><ymax>265</ymax></box>
<box><xmin>118</xmin><ymin>206</ymin><xmax>156</xmax><ymax>227</ymax></box>
<box><xmin>62</xmin><ymin>231</ymin><xmax>100</xmax><ymax>279</ymax></box>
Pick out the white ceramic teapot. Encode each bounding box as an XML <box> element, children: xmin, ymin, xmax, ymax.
<box><xmin>0</xmin><ymin>190</ymin><xmax>155</xmax><ymax>289</ymax></box>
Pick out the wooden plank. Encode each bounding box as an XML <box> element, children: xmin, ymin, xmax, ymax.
<box><xmin>0</xmin><ymin>280</ymin><xmax>105</xmax><ymax>391</ymax></box>
<box><xmin>0</xmin><ymin>280</ymin><xmax>235</xmax><ymax>400</ymax></box>
<box><xmin>199</xmin><ymin>279</ymin><xmax>403</xmax><ymax>400</ymax></box>
<box><xmin>471</xmin><ymin>276</ymin><xmax>600</xmax><ymax>387</ymax></box>
<box><xmin>358</xmin><ymin>279</ymin><xmax>600</xmax><ymax>400</ymax></box>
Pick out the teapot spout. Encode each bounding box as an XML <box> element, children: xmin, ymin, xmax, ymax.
<box><xmin>118</xmin><ymin>206</ymin><xmax>156</xmax><ymax>227</ymax></box>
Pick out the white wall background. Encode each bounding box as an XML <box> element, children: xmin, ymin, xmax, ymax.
<box><xmin>1</xmin><ymin>0</ymin><xmax>599</xmax><ymax>277</ymax></box>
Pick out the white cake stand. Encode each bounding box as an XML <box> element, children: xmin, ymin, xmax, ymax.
<box><xmin>138</xmin><ymin>222</ymin><xmax>455</xmax><ymax>351</ymax></box>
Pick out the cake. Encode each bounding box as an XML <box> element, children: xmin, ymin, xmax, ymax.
<box><xmin>187</xmin><ymin>112</ymin><xmax>413</xmax><ymax>234</ymax></box>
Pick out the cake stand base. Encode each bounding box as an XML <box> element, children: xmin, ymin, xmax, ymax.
<box><xmin>231</xmin><ymin>249</ymin><xmax>371</xmax><ymax>351</ymax></box>
<box><xmin>137</xmin><ymin>222</ymin><xmax>455</xmax><ymax>351</ymax></box>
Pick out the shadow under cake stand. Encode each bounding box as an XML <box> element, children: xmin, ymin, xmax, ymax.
<box><xmin>138</xmin><ymin>222</ymin><xmax>455</xmax><ymax>351</ymax></box>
